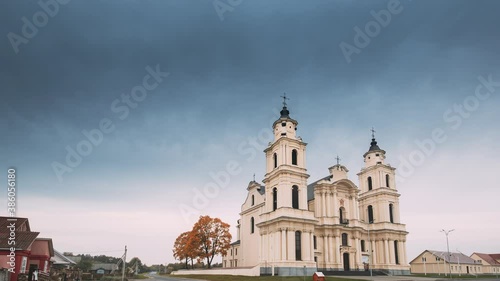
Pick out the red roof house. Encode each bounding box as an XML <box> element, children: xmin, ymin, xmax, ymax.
<box><xmin>0</xmin><ymin>217</ymin><xmax>54</xmax><ymax>281</ymax></box>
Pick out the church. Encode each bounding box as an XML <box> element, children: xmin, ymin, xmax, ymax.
<box><xmin>222</xmin><ymin>100</ymin><xmax>411</xmax><ymax>276</ymax></box>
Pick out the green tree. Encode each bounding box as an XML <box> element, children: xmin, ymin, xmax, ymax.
<box><xmin>76</xmin><ymin>260</ymin><xmax>92</xmax><ymax>272</ymax></box>
<box><xmin>128</xmin><ymin>257</ymin><xmax>147</xmax><ymax>274</ymax></box>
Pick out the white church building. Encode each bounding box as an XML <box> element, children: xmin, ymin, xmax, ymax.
<box><xmin>222</xmin><ymin>101</ymin><xmax>410</xmax><ymax>276</ymax></box>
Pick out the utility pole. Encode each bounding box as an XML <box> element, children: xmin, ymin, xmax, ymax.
<box><xmin>121</xmin><ymin>246</ymin><xmax>127</xmax><ymax>281</ymax></box>
<box><xmin>368</xmin><ymin>222</ymin><xmax>373</xmax><ymax>280</ymax></box>
<box><xmin>440</xmin><ymin>229</ymin><xmax>454</xmax><ymax>278</ymax></box>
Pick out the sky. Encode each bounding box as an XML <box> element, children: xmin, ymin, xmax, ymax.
<box><xmin>1</xmin><ymin>0</ymin><xmax>500</xmax><ymax>266</ymax></box>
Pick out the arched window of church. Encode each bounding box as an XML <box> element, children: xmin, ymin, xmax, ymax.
<box><xmin>389</xmin><ymin>203</ymin><xmax>394</xmax><ymax>223</ymax></box>
<box><xmin>273</xmin><ymin>153</ymin><xmax>278</xmax><ymax>168</ymax></box>
<box><xmin>386</xmin><ymin>174</ymin><xmax>390</xmax><ymax>187</ymax></box>
<box><xmin>295</xmin><ymin>231</ymin><xmax>302</xmax><ymax>261</ymax></box>
<box><xmin>368</xmin><ymin>176</ymin><xmax>373</xmax><ymax>191</ymax></box>
<box><xmin>292</xmin><ymin>149</ymin><xmax>298</xmax><ymax>165</ymax></box>
<box><xmin>292</xmin><ymin>185</ymin><xmax>299</xmax><ymax>209</ymax></box>
<box><xmin>341</xmin><ymin>233</ymin><xmax>348</xmax><ymax>246</ymax></box>
<box><xmin>250</xmin><ymin>217</ymin><xmax>254</xmax><ymax>234</ymax></box>
<box><xmin>251</xmin><ymin>195</ymin><xmax>255</xmax><ymax>206</ymax></box>
<box><xmin>273</xmin><ymin>188</ymin><xmax>278</xmax><ymax>211</ymax></box>
<box><xmin>394</xmin><ymin>240</ymin><xmax>400</xmax><ymax>264</ymax></box>
<box><xmin>339</xmin><ymin>207</ymin><xmax>346</xmax><ymax>224</ymax></box>
<box><xmin>368</xmin><ymin>205</ymin><xmax>374</xmax><ymax>223</ymax></box>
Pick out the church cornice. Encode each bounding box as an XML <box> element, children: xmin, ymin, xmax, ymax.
<box><xmin>240</xmin><ymin>202</ymin><xmax>265</xmax><ymax>216</ymax></box>
<box><xmin>256</xmin><ymin>215</ymin><xmax>318</xmax><ymax>228</ymax></box>
<box><xmin>357</xmin><ymin>163</ymin><xmax>396</xmax><ymax>175</ymax></box>
<box><xmin>314</xmin><ymin>223</ymin><xmax>408</xmax><ymax>237</ymax></box>
<box><xmin>263</xmin><ymin>137</ymin><xmax>307</xmax><ymax>153</ymax></box>
<box><xmin>358</xmin><ymin>187</ymin><xmax>400</xmax><ymax>199</ymax></box>
<box><xmin>312</xmin><ymin>179</ymin><xmax>360</xmax><ymax>197</ymax></box>
<box><xmin>263</xmin><ymin>165</ymin><xmax>310</xmax><ymax>184</ymax></box>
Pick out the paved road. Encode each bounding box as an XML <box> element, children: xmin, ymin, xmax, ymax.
<box><xmin>341</xmin><ymin>276</ymin><xmax>440</xmax><ymax>281</ymax></box>
<box><xmin>143</xmin><ymin>273</ymin><xmax>500</xmax><ymax>281</ymax></box>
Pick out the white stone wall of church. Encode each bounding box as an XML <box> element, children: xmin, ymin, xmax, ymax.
<box><xmin>172</xmin><ymin>265</ymin><xmax>260</xmax><ymax>276</ymax></box>
<box><xmin>239</xmin><ymin>206</ymin><xmax>261</xmax><ymax>267</ymax></box>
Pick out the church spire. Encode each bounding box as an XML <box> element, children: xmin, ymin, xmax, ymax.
<box><xmin>280</xmin><ymin>93</ymin><xmax>290</xmax><ymax>118</ymax></box>
<box><xmin>368</xmin><ymin>127</ymin><xmax>382</xmax><ymax>151</ymax></box>
<box><xmin>363</xmin><ymin>127</ymin><xmax>386</xmax><ymax>167</ymax></box>
<box><xmin>271</xmin><ymin>94</ymin><xmax>299</xmax><ymax>141</ymax></box>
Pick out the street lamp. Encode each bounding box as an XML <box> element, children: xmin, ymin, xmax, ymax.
<box><xmin>423</xmin><ymin>252</ymin><xmax>427</xmax><ymax>276</ymax></box>
<box><xmin>361</xmin><ymin>219</ymin><xmax>374</xmax><ymax>280</ymax></box>
<box><xmin>440</xmin><ymin>229</ymin><xmax>455</xmax><ymax>278</ymax></box>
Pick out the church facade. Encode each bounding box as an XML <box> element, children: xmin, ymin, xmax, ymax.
<box><xmin>222</xmin><ymin>102</ymin><xmax>410</xmax><ymax>276</ymax></box>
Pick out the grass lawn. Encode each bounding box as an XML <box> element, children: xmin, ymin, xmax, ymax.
<box><xmin>167</xmin><ymin>275</ymin><xmax>367</xmax><ymax>281</ymax></box>
<box><xmin>411</xmin><ymin>273</ymin><xmax>499</xmax><ymax>279</ymax></box>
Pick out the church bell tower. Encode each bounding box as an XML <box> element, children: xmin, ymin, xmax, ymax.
<box><xmin>257</xmin><ymin>95</ymin><xmax>318</xmax><ymax>276</ymax></box>
<box><xmin>262</xmin><ymin>95</ymin><xmax>309</xmax><ymax>212</ymax></box>
<box><xmin>357</xmin><ymin>129</ymin><xmax>410</xmax><ymax>272</ymax></box>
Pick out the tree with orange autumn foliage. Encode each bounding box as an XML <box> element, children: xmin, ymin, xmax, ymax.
<box><xmin>190</xmin><ymin>215</ymin><xmax>231</xmax><ymax>269</ymax></box>
<box><xmin>172</xmin><ymin>231</ymin><xmax>197</xmax><ymax>269</ymax></box>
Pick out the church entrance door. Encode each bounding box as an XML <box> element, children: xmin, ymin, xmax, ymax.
<box><xmin>343</xmin><ymin>253</ymin><xmax>350</xmax><ymax>271</ymax></box>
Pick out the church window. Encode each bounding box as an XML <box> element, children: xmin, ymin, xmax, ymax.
<box><xmin>313</xmin><ymin>235</ymin><xmax>317</xmax><ymax>249</ymax></box>
<box><xmin>367</xmin><ymin>177</ymin><xmax>373</xmax><ymax>191</ymax></box>
<box><xmin>251</xmin><ymin>195</ymin><xmax>255</xmax><ymax>206</ymax></box>
<box><xmin>376</xmin><ymin>153</ymin><xmax>380</xmax><ymax>156</ymax></box>
<box><xmin>389</xmin><ymin>204</ymin><xmax>394</xmax><ymax>223</ymax></box>
<box><xmin>273</xmin><ymin>153</ymin><xmax>277</xmax><ymax>168</ymax></box>
<box><xmin>368</xmin><ymin>205</ymin><xmax>374</xmax><ymax>223</ymax></box>
<box><xmin>394</xmin><ymin>240</ymin><xmax>400</xmax><ymax>264</ymax></box>
<box><xmin>361</xmin><ymin>240</ymin><xmax>366</xmax><ymax>252</ymax></box>
<box><xmin>250</xmin><ymin>217</ymin><xmax>254</xmax><ymax>234</ymax></box>
<box><xmin>341</xmin><ymin>233</ymin><xmax>348</xmax><ymax>246</ymax></box>
<box><xmin>282</xmin><ymin>122</ymin><xmax>286</xmax><ymax>127</ymax></box>
<box><xmin>386</xmin><ymin>174</ymin><xmax>390</xmax><ymax>187</ymax></box>
<box><xmin>377</xmin><ymin>162</ymin><xmax>382</xmax><ymax>164</ymax></box>
<box><xmin>292</xmin><ymin>149</ymin><xmax>298</xmax><ymax>165</ymax></box>
<box><xmin>273</xmin><ymin>188</ymin><xmax>277</xmax><ymax>211</ymax></box>
<box><xmin>292</xmin><ymin>185</ymin><xmax>299</xmax><ymax>209</ymax></box>
<box><xmin>235</xmin><ymin>248</ymin><xmax>238</xmax><ymax>255</ymax></box>
<box><xmin>295</xmin><ymin>231</ymin><xmax>302</xmax><ymax>261</ymax></box>
<box><xmin>281</xmin><ymin>133</ymin><xmax>286</xmax><ymax>136</ymax></box>
<box><xmin>339</xmin><ymin>207</ymin><xmax>346</xmax><ymax>224</ymax></box>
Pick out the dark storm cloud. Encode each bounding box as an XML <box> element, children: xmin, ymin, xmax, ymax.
<box><xmin>1</xmin><ymin>0</ymin><xmax>499</xmax><ymax>195</ymax></box>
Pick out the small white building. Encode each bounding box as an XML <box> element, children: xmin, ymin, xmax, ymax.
<box><xmin>470</xmin><ymin>253</ymin><xmax>500</xmax><ymax>275</ymax></box>
<box><xmin>222</xmin><ymin>102</ymin><xmax>410</xmax><ymax>276</ymax></box>
<box><xmin>410</xmin><ymin>250</ymin><xmax>482</xmax><ymax>275</ymax></box>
